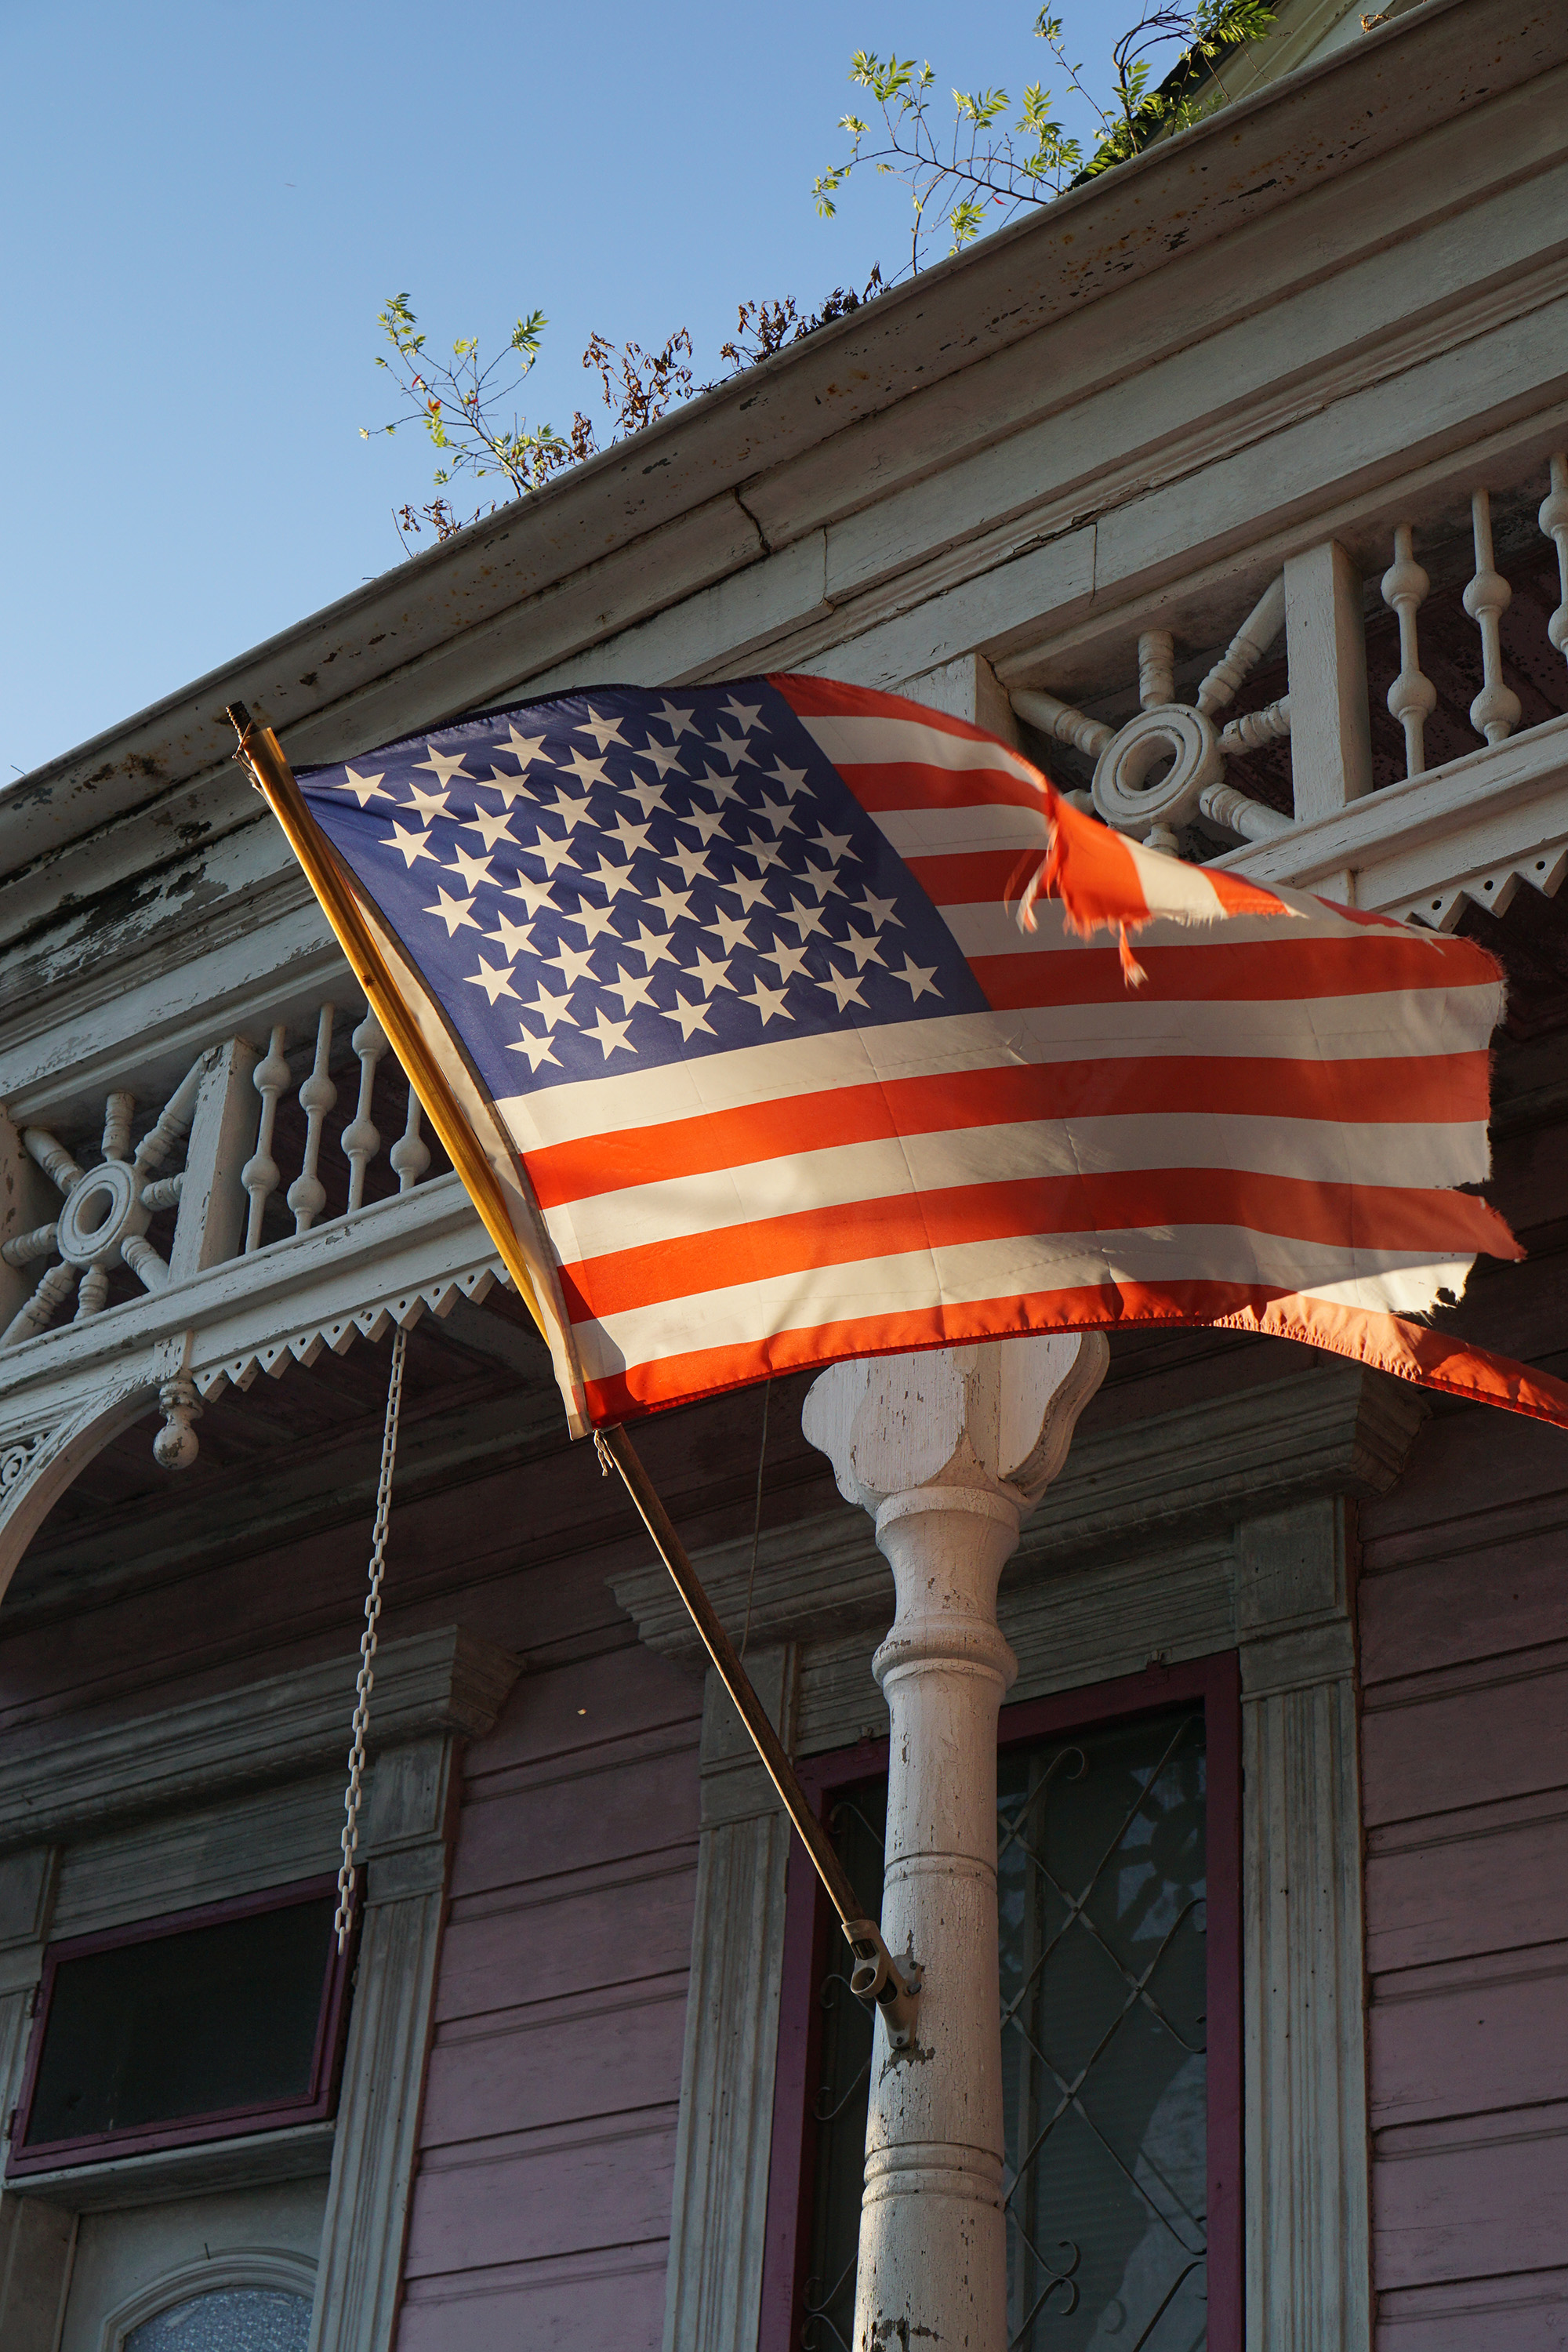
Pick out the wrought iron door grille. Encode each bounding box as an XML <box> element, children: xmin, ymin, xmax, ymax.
<box><xmin>801</xmin><ymin>1707</ymin><xmax>1207</xmax><ymax>2352</ymax></box>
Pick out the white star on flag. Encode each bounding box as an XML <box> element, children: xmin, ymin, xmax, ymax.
<box><xmin>626</xmin><ymin>923</ymin><xmax>679</xmax><ymax>970</ymax></box>
<box><xmin>556</xmin><ymin>748</ymin><xmax>610</xmax><ymax>790</ymax></box>
<box><xmin>488</xmin><ymin>911</ymin><xmax>535</xmax><ymax>960</ymax></box>
<box><xmin>662</xmin><ymin>842</ymin><xmax>713</xmax><ymax>887</ymax></box>
<box><xmin>603</xmin><ymin>967</ymin><xmax>657</xmax><ymax>1016</ymax></box>
<box><xmin>892</xmin><ymin>956</ymin><xmax>940</xmax><ymax>1001</ymax></box>
<box><xmin>424</xmin><ymin>888</ymin><xmax>480</xmax><ymax>937</ymax></box>
<box><xmin>521</xmin><ymin>981</ymin><xmax>577</xmax><ymax>1030</ymax></box>
<box><xmin>706</xmin><ymin>907</ymin><xmax>755</xmax><ymax>955</ymax></box>
<box><xmin>523</xmin><ymin>832</ymin><xmax>581</xmax><ymax>878</ymax></box>
<box><xmin>585</xmin><ymin>1007</ymin><xmax>635</xmax><ymax>1058</ymax></box>
<box><xmin>759</xmin><ymin>938</ymin><xmax>811</xmax><ymax>981</ymax></box>
<box><xmin>661</xmin><ymin>993</ymin><xmax>715</xmax><ymax>1040</ymax></box>
<box><xmin>415</xmin><ymin>746</ymin><xmax>472</xmax><ymax>789</ymax></box>
<box><xmin>739</xmin><ymin>977</ymin><xmax>793</xmax><ymax>1025</ymax></box>
<box><xmin>464</xmin><ymin>804</ymin><xmax>519</xmax><ymax>851</ymax></box>
<box><xmin>386</xmin><ymin>824</ymin><xmax>437</xmax><ymax>869</ymax></box>
<box><xmin>498</xmin><ymin>726</ymin><xmax>549</xmax><ymax>769</ymax></box>
<box><xmin>575</xmin><ymin>710</ymin><xmax>627</xmax><ymax>753</ymax></box>
<box><xmin>686</xmin><ymin>946</ymin><xmax>735</xmax><ymax>996</ymax></box>
<box><xmin>622</xmin><ymin>777</ymin><xmax>671</xmax><ymax>819</ymax></box>
<box><xmin>563</xmin><ymin>898</ymin><xmax>621</xmax><ymax>943</ymax></box>
<box><xmin>817</xmin><ymin>967</ymin><xmax>868</xmax><ymax>1012</ymax></box>
<box><xmin>503</xmin><ymin>873</ymin><xmax>559</xmax><ymax>919</ymax></box>
<box><xmin>647</xmin><ymin>879</ymin><xmax>694</xmax><ymax>927</ymax></box>
<box><xmin>404</xmin><ymin>782</ymin><xmax>453</xmax><ymax>822</ymax></box>
<box><xmin>332</xmin><ymin>767</ymin><xmax>387</xmax><ymax>805</ymax></box>
<box><xmin>546</xmin><ymin>939</ymin><xmax>599</xmax><ymax>989</ymax></box>
<box><xmin>466</xmin><ymin>957</ymin><xmax>519</xmax><ymax>1006</ymax></box>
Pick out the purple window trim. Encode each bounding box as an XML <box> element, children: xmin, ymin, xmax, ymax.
<box><xmin>757</xmin><ymin>1650</ymin><xmax>1244</xmax><ymax>2352</ymax></box>
<box><xmin>5</xmin><ymin>1872</ymin><xmax>356</xmax><ymax>2178</ymax></box>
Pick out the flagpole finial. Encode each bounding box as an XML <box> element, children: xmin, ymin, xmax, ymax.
<box><xmin>223</xmin><ymin>702</ymin><xmax>264</xmax><ymax>790</ymax></box>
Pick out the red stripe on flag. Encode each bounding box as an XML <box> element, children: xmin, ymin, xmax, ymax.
<box><xmin>971</xmin><ymin>934</ymin><xmax>1486</xmax><ymax>1008</ymax></box>
<box><xmin>558</xmin><ymin>1170</ymin><xmax>1518</xmax><ymax>1323</ymax></box>
<box><xmin>837</xmin><ymin>760</ymin><xmax>1050</xmax><ymax>815</ymax></box>
<box><xmin>771</xmin><ymin>672</ymin><xmax>1007</xmax><ymax>742</ymax></box>
<box><xmin>583</xmin><ymin>1281</ymin><xmax>1568</xmax><ymax>1431</ymax></box>
<box><xmin>524</xmin><ymin>1052</ymin><xmax>1494</xmax><ymax>1210</ymax></box>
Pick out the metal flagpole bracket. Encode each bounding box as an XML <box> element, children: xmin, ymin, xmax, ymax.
<box><xmin>845</xmin><ymin>1922</ymin><xmax>924</xmax><ymax>2050</ymax></box>
<box><xmin>593</xmin><ymin>1424</ymin><xmax>921</xmax><ymax>2046</ymax></box>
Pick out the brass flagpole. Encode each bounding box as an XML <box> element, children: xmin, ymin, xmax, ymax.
<box><xmin>227</xmin><ymin>704</ymin><xmax>920</xmax><ymax>2042</ymax></box>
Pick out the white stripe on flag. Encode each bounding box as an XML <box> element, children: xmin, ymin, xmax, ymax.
<box><xmin>496</xmin><ymin>988</ymin><xmax>1505</xmax><ymax>1152</ymax></box>
<box><xmin>797</xmin><ymin>711</ymin><xmax>1045</xmax><ymax>787</ymax></box>
<box><xmin>542</xmin><ymin>1113</ymin><xmax>1488</xmax><ymax>1266</ymax></box>
<box><xmin>572</xmin><ymin>1225</ymin><xmax>1478</xmax><ymax>1381</ymax></box>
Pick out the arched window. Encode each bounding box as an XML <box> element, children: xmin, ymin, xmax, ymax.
<box><xmin>124</xmin><ymin>2285</ymin><xmax>311</xmax><ymax>2352</ymax></box>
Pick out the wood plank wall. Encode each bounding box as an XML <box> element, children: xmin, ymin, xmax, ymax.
<box><xmin>0</xmin><ymin>1380</ymin><xmax>829</xmax><ymax>2347</ymax></box>
<box><xmin>1358</xmin><ymin>1109</ymin><xmax>1568</xmax><ymax>2348</ymax></box>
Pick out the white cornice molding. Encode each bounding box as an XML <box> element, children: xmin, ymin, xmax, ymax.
<box><xmin>0</xmin><ymin>1624</ymin><xmax>518</xmax><ymax>1855</ymax></box>
<box><xmin>611</xmin><ymin>1362</ymin><xmax>1423</xmax><ymax>1661</ymax></box>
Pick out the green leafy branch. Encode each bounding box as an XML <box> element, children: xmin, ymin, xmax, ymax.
<box><xmin>365</xmin><ymin>276</ymin><xmax>885</xmax><ymax>550</ymax></box>
<box><xmin>362</xmin><ymin>294</ymin><xmax>598</xmax><ymax>551</ymax></box>
<box><xmin>814</xmin><ymin>0</ymin><xmax>1272</xmax><ymax>274</ymax></box>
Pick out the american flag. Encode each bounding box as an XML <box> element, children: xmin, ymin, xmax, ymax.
<box><xmin>296</xmin><ymin>673</ymin><xmax>1568</xmax><ymax>1436</ymax></box>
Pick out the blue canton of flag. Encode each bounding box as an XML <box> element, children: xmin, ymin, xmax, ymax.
<box><xmin>299</xmin><ymin>681</ymin><xmax>985</xmax><ymax>1109</ymax></box>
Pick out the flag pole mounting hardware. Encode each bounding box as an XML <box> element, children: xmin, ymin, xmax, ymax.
<box><xmin>593</xmin><ymin>1423</ymin><xmax>922</xmax><ymax>2047</ymax></box>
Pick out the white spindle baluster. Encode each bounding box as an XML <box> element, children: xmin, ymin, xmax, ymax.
<box><xmin>1196</xmin><ymin>779</ymin><xmax>1292</xmax><ymax>840</ymax></box>
<box><xmin>1218</xmin><ymin>695</ymin><xmax>1291</xmax><ymax>753</ymax></box>
<box><xmin>1196</xmin><ymin>576</ymin><xmax>1286</xmax><ymax>715</ymax></box>
<box><xmin>389</xmin><ymin>1085</ymin><xmax>430</xmax><ymax>1193</ymax></box>
<box><xmin>1138</xmin><ymin>630</ymin><xmax>1175</xmax><ymax>710</ymax></box>
<box><xmin>1008</xmin><ymin>689</ymin><xmax>1113</xmax><ymax>760</ymax></box>
<box><xmin>343</xmin><ymin>1009</ymin><xmax>387</xmax><ymax>1211</ymax></box>
<box><xmin>24</xmin><ymin>1131</ymin><xmax>85</xmax><ymax>1196</ymax></box>
<box><xmin>242</xmin><ymin>1025</ymin><xmax>292</xmax><ymax>1252</ymax></box>
<box><xmin>74</xmin><ymin>1265</ymin><xmax>110</xmax><ymax>1319</ymax></box>
<box><xmin>0</xmin><ymin>1221</ymin><xmax>60</xmax><ymax>1269</ymax></box>
<box><xmin>287</xmin><ymin>1005</ymin><xmax>338</xmax><ymax>1233</ymax></box>
<box><xmin>1465</xmin><ymin>488</ymin><xmax>1521</xmax><ymax>746</ymax></box>
<box><xmin>2</xmin><ymin>1263</ymin><xmax>77</xmax><ymax>1348</ymax></box>
<box><xmin>132</xmin><ymin>1057</ymin><xmax>206</xmax><ymax>1183</ymax></box>
<box><xmin>120</xmin><ymin>1236</ymin><xmax>168</xmax><ymax>1291</ymax></box>
<box><xmin>101</xmin><ymin>1091</ymin><xmax>134</xmax><ymax>1162</ymax></box>
<box><xmin>1541</xmin><ymin>453</ymin><xmax>1568</xmax><ymax>670</ymax></box>
<box><xmin>1381</xmin><ymin>524</ymin><xmax>1436</xmax><ymax>779</ymax></box>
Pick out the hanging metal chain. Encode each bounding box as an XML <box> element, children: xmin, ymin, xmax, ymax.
<box><xmin>334</xmin><ymin>1321</ymin><xmax>408</xmax><ymax>1951</ymax></box>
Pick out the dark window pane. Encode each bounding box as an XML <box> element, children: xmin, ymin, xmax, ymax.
<box><xmin>998</xmin><ymin>1711</ymin><xmax>1207</xmax><ymax>2350</ymax></box>
<box><xmin>25</xmin><ymin>1896</ymin><xmax>335</xmax><ymax>2147</ymax></box>
<box><xmin>802</xmin><ymin>1779</ymin><xmax>886</xmax><ymax>2352</ymax></box>
<box><xmin>802</xmin><ymin>1707</ymin><xmax>1208</xmax><ymax>2352</ymax></box>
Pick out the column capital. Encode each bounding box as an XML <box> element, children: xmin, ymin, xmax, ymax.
<box><xmin>802</xmin><ymin>1331</ymin><xmax>1109</xmax><ymax>1521</ymax></box>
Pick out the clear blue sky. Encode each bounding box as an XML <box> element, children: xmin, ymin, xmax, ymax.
<box><xmin>2</xmin><ymin>0</ymin><xmax>1126</xmax><ymax>781</ymax></box>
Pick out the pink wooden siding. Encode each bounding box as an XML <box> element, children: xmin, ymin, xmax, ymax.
<box><xmin>0</xmin><ymin>1382</ymin><xmax>735</xmax><ymax>2351</ymax></box>
<box><xmin>1359</xmin><ymin>1397</ymin><xmax>1568</xmax><ymax>2348</ymax></box>
<box><xmin>398</xmin><ymin>1634</ymin><xmax>701</xmax><ymax>2351</ymax></box>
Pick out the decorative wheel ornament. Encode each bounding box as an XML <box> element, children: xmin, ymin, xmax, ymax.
<box><xmin>1014</xmin><ymin>580</ymin><xmax>1297</xmax><ymax>855</ymax></box>
<box><xmin>1</xmin><ymin>1058</ymin><xmax>209</xmax><ymax>1461</ymax></box>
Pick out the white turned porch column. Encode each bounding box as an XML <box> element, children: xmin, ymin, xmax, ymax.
<box><xmin>804</xmin><ymin>1334</ymin><xmax>1108</xmax><ymax>2352</ymax></box>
